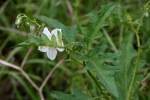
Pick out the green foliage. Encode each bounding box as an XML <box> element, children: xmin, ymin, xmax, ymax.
<box><xmin>0</xmin><ymin>0</ymin><xmax>150</xmax><ymax>100</ymax></box>
<box><xmin>37</xmin><ymin>16</ymin><xmax>77</xmax><ymax>42</ymax></box>
<box><xmin>51</xmin><ymin>90</ymin><xmax>92</xmax><ymax>100</ymax></box>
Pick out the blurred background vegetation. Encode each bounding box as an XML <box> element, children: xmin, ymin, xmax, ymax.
<box><xmin>0</xmin><ymin>0</ymin><xmax>150</xmax><ymax>100</ymax></box>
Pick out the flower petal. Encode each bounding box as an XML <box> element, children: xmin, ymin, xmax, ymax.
<box><xmin>57</xmin><ymin>42</ymin><xmax>64</xmax><ymax>52</ymax></box>
<box><xmin>51</xmin><ymin>28</ymin><xmax>64</xmax><ymax>51</ymax></box>
<box><xmin>51</xmin><ymin>28</ymin><xmax>61</xmax><ymax>40</ymax></box>
<box><xmin>38</xmin><ymin>46</ymin><xmax>48</xmax><ymax>52</ymax></box>
<box><xmin>43</xmin><ymin>27</ymin><xmax>51</xmax><ymax>39</ymax></box>
<box><xmin>46</xmin><ymin>48</ymin><xmax>57</xmax><ymax>60</ymax></box>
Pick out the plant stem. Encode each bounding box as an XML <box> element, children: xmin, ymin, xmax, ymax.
<box><xmin>0</xmin><ymin>59</ymin><xmax>39</xmax><ymax>91</ymax></box>
<box><xmin>0</xmin><ymin>26</ymin><xmax>27</xmax><ymax>36</ymax></box>
<box><xmin>126</xmin><ymin>48</ymin><xmax>141</xmax><ymax>100</ymax></box>
<box><xmin>20</xmin><ymin>69</ymin><xmax>39</xmax><ymax>91</ymax></box>
<box><xmin>39</xmin><ymin>59</ymin><xmax>64</xmax><ymax>99</ymax></box>
<box><xmin>21</xmin><ymin>47</ymin><xmax>33</xmax><ymax>68</ymax></box>
<box><xmin>126</xmin><ymin>15</ymin><xmax>142</xmax><ymax>100</ymax></box>
<box><xmin>102</xmin><ymin>29</ymin><xmax>118</xmax><ymax>52</ymax></box>
<box><xmin>0</xmin><ymin>59</ymin><xmax>21</xmax><ymax>71</ymax></box>
<box><xmin>39</xmin><ymin>90</ymin><xmax>45</xmax><ymax>100</ymax></box>
<box><xmin>0</xmin><ymin>58</ymin><xmax>64</xmax><ymax>100</ymax></box>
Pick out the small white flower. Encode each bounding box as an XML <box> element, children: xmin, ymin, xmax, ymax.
<box><xmin>38</xmin><ymin>27</ymin><xmax>64</xmax><ymax>60</ymax></box>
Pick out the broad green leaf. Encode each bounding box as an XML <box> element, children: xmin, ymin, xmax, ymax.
<box><xmin>51</xmin><ymin>90</ymin><xmax>92</xmax><ymax>100</ymax></box>
<box><xmin>86</xmin><ymin>60</ymin><xmax>119</xmax><ymax>98</ymax></box>
<box><xmin>116</xmin><ymin>32</ymin><xmax>136</xmax><ymax>100</ymax></box>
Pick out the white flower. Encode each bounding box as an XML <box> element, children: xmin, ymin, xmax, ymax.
<box><xmin>38</xmin><ymin>27</ymin><xmax>64</xmax><ymax>60</ymax></box>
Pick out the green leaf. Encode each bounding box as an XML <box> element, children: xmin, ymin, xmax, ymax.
<box><xmin>87</xmin><ymin>3</ymin><xmax>116</xmax><ymax>48</ymax></box>
<box><xmin>51</xmin><ymin>90</ymin><xmax>92</xmax><ymax>100</ymax></box>
<box><xmin>18</xmin><ymin>34</ymin><xmax>43</xmax><ymax>47</ymax></box>
<box><xmin>36</xmin><ymin>16</ymin><xmax>77</xmax><ymax>42</ymax></box>
<box><xmin>86</xmin><ymin>60</ymin><xmax>119</xmax><ymax>98</ymax></box>
<box><xmin>116</xmin><ymin>32</ymin><xmax>136</xmax><ymax>100</ymax></box>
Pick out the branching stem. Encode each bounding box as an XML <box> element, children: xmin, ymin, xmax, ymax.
<box><xmin>0</xmin><ymin>58</ymin><xmax>64</xmax><ymax>100</ymax></box>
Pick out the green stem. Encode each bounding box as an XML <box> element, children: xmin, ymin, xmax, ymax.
<box><xmin>102</xmin><ymin>29</ymin><xmax>118</xmax><ymax>52</ymax></box>
<box><xmin>126</xmin><ymin>48</ymin><xmax>141</xmax><ymax>100</ymax></box>
<box><xmin>126</xmin><ymin>16</ymin><xmax>142</xmax><ymax>100</ymax></box>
